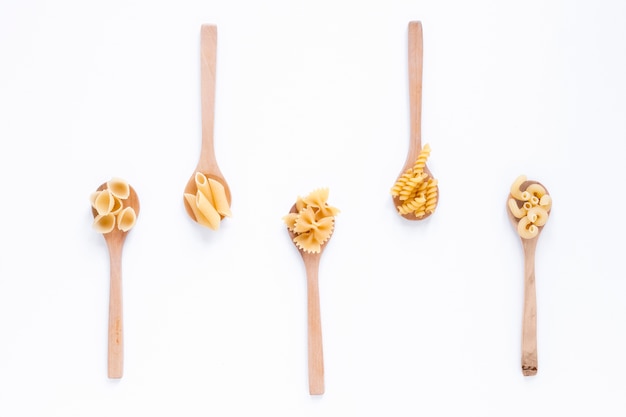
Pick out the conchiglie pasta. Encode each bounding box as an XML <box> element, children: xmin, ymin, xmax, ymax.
<box><xmin>509</xmin><ymin>175</ymin><xmax>551</xmax><ymax>240</ymax></box>
<box><xmin>284</xmin><ymin>188</ymin><xmax>339</xmax><ymax>254</ymax></box>
<box><xmin>185</xmin><ymin>172</ymin><xmax>231</xmax><ymax>230</ymax></box>
<box><xmin>90</xmin><ymin>177</ymin><xmax>137</xmax><ymax>234</ymax></box>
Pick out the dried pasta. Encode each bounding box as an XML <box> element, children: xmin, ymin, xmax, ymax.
<box><xmin>283</xmin><ymin>188</ymin><xmax>339</xmax><ymax>254</ymax></box>
<box><xmin>90</xmin><ymin>177</ymin><xmax>137</xmax><ymax>233</ymax></box>
<box><xmin>185</xmin><ymin>172</ymin><xmax>231</xmax><ymax>230</ymax></box>
<box><xmin>390</xmin><ymin>144</ymin><xmax>438</xmax><ymax>218</ymax></box>
<box><xmin>508</xmin><ymin>175</ymin><xmax>551</xmax><ymax>240</ymax></box>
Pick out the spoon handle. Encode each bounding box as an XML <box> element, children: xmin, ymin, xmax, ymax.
<box><xmin>406</xmin><ymin>21</ymin><xmax>423</xmax><ymax>167</ymax></box>
<box><xmin>198</xmin><ymin>24</ymin><xmax>221</xmax><ymax>175</ymax></box>
<box><xmin>304</xmin><ymin>253</ymin><xmax>325</xmax><ymax>395</ymax></box>
<box><xmin>107</xmin><ymin>242</ymin><xmax>124</xmax><ymax>379</ymax></box>
<box><xmin>521</xmin><ymin>239</ymin><xmax>538</xmax><ymax>376</ymax></box>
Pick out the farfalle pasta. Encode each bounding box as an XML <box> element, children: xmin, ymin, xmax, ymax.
<box><xmin>283</xmin><ymin>188</ymin><xmax>340</xmax><ymax>254</ymax></box>
<box><xmin>391</xmin><ymin>143</ymin><xmax>438</xmax><ymax>218</ymax></box>
<box><xmin>508</xmin><ymin>175</ymin><xmax>552</xmax><ymax>239</ymax></box>
<box><xmin>184</xmin><ymin>172</ymin><xmax>231</xmax><ymax>230</ymax></box>
<box><xmin>90</xmin><ymin>177</ymin><xmax>137</xmax><ymax>233</ymax></box>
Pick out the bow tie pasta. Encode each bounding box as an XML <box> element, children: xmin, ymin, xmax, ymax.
<box><xmin>390</xmin><ymin>143</ymin><xmax>438</xmax><ymax>218</ymax></box>
<box><xmin>90</xmin><ymin>177</ymin><xmax>137</xmax><ymax>234</ymax></box>
<box><xmin>184</xmin><ymin>172</ymin><xmax>232</xmax><ymax>230</ymax></box>
<box><xmin>283</xmin><ymin>188</ymin><xmax>340</xmax><ymax>254</ymax></box>
<box><xmin>508</xmin><ymin>175</ymin><xmax>552</xmax><ymax>239</ymax></box>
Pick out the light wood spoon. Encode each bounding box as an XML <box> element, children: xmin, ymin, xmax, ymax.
<box><xmin>392</xmin><ymin>21</ymin><xmax>438</xmax><ymax>220</ymax></box>
<box><xmin>286</xmin><ymin>204</ymin><xmax>332</xmax><ymax>395</ymax></box>
<box><xmin>92</xmin><ymin>182</ymin><xmax>140</xmax><ymax>379</ymax></box>
<box><xmin>506</xmin><ymin>180</ymin><xmax>550</xmax><ymax>376</ymax></box>
<box><xmin>183</xmin><ymin>24</ymin><xmax>231</xmax><ymax>222</ymax></box>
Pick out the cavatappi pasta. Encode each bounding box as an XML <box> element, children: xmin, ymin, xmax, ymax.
<box><xmin>90</xmin><ymin>177</ymin><xmax>137</xmax><ymax>233</ymax></box>
<box><xmin>390</xmin><ymin>144</ymin><xmax>438</xmax><ymax>218</ymax></box>
<box><xmin>508</xmin><ymin>175</ymin><xmax>551</xmax><ymax>239</ymax></box>
<box><xmin>283</xmin><ymin>188</ymin><xmax>340</xmax><ymax>254</ymax></box>
<box><xmin>184</xmin><ymin>172</ymin><xmax>231</xmax><ymax>230</ymax></box>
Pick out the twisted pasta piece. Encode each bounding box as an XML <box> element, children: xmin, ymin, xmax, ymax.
<box><xmin>391</xmin><ymin>144</ymin><xmax>438</xmax><ymax>217</ymax></box>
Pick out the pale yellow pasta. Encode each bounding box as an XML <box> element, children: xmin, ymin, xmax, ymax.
<box><xmin>517</xmin><ymin>216</ymin><xmax>539</xmax><ymax>239</ymax></box>
<box><xmin>116</xmin><ymin>207</ymin><xmax>137</xmax><ymax>232</ymax></box>
<box><xmin>283</xmin><ymin>188</ymin><xmax>339</xmax><ymax>254</ymax></box>
<box><xmin>208</xmin><ymin>177</ymin><xmax>232</xmax><ymax>217</ymax></box>
<box><xmin>510</xmin><ymin>175</ymin><xmax>528</xmax><ymax>201</ymax></box>
<box><xmin>509</xmin><ymin>175</ymin><xmax>551</xmax><ymax>240</ymax></box>
<box><xmin>107</xmin><ymin>177</ymin><xmax>130</xmax><ymax>200</ymax></box>
<box><xmin>187</xmin><ymin>172</ymin><xmax>232</xmax><ymax>230</ymax></box>
<box><xmin>185</xmin><ymin>192</ymin><xmax>221</xmax><ymax>230</ymax></box>
<box><xmin>92</xmin><ymin>189</ymin><xmax>115</xmax><ymax>216</ymax></box>
<box><xmin>91</xmin><ymin>177</ymin><xmax>137</xmax><ymax>234</ymax></box>
<box><xmin>194</xmin><ymin>172</ymin><xmax>214</xmax><ymax>207</ymax></box>
<box><xmin>526</xmin><ymin>206</ymin><xmax>548</xmax><ymax>227</ymax></box>
<box><xmin>93</xmin><ymin>213</ymin><xmax>116</xmax><ymax>234</ymax></box>
<box><xmin>508</xmin><ymin>198</ymin><xmax>527</xmax><ymax>219</ymax></box>
<box><xmin>424</xmin><ymin>179</ymin><xmax>438</xmax><ymax>214</ymax></box>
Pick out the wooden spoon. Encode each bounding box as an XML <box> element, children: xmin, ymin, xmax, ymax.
<box><xmin>92</xmin><ymin>182</ymin><xmax>140</xmax><ymax>379</ymax></box>
<box><xmin>183</xmin><ymin>24</ymin><xmax>232</xmax><ymax>222</ymax></box>
<box><xmin>392</xmin><ymin>21</ymin><xmax>438</xmax><ymax>220</ymax></box>
<box><xmin>286</xmin><ymin>204</ymin><xmax>332</xmax><ymax>395</ymax></box>
<box><xmin>506</xmin><ymin>180</ymin><xmax>550</xmax><ymax>376</ymax></box>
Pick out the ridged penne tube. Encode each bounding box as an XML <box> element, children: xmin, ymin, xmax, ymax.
<box><xmin>208</xmin><ymin>177</ymin><xmax>231</xmax><ymax>217</ymax></box>
<box><xmin>195</xmin><ymin>172</ymin><xmax>215</xmax><ymax>207</ymax></box>
<box><xmin>107</xmin><ymin>177</ymin><xmax>130</xmax><ymax>200</ymax></box>
<box><xmin>195</xmin><ymin>191</ymin><xmax>221</xmax><ymax>230</ymax></box>
<box><xmin>510</xmin><ymin>175</ymin><xmax>527</xmax><ymax>200</ymax></box>
<box><xmin>93</xmin><ymin>189</ymin><xmax>115</xmax><ymax>215</ymax></box>
<box><xmin>184</xmin><ymin>193</ymin><xmax>216</xmax><ymax>230</ymax></box>
<box><xmin>517</xmin><ymin>216</ymin><xmax>539</xmax><ymax>239</ymax></box>
<box><xmin>93</xmin><ymin>213</ymin><xmax>116</xmax><ymax>234</ymax></box>
<box><xmin>117</xmin><ymin>207</ymin><xmax>137</xmax><ymax>232</ymax></box>
<box><xmin>526</xmin><ymin>206</ymin><xmax>549</xmax><ymax>227</ymax></box>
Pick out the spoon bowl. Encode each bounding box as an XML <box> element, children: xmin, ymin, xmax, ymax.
<box><xmin>507</xmin><ymin>179</ymin><xmax>551</xmax><ymax>376</ymax></box>
<box><xmin>392</xmin><ymin>21</ymin><xmax>438</xmax><ymax>221</ymax></box>
<box><xmin>286</xmin><ymin>203</ymin><xmax>334</xmax><ymax>395</ymax></box>
<box><xmin>183</xmin><ymin>24</ymin><xmax>231</xmax><ymax>225</ymax></box>
<box><xmin>92</xmin><ymin>181</ymin><xmax>140</xmax><ymax>379</ymax></box>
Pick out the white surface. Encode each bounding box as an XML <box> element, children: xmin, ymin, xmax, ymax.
<box><xmin>1</xmin><ymin>0</ymin><xmax>625</xmax><ymax>415</ymax></box>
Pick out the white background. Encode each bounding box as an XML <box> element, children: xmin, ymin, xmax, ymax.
<box><xmin>1</xmin><ymin>0</ymin><xmax>625</xmax><ymax>415</ymax></box>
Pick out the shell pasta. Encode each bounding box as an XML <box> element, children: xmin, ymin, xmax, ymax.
<box><xmin>90</xmin><ymin>178</ymin><xmax>137</xmax><ymax>233</ymax></box>
<box><xmin>283</xmin><ymin>188</ymin><xmax>339</xmax><ymax>254</ymax></box>
<box><xmin>508</xmin><ymin>175</ymin><xmax>551</xmax><ymax>240</ymax></box>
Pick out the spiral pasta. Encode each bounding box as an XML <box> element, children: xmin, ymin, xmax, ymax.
<box><xmin>508</xmin><ymin>175</ymin><xmax>551</xmax><ymax>240</ymax></box>
<box><xmin>283</xmin><ymin>188</ymin><xmax>340</xmax><ymax>254</ymax></box>
<box><xmin>90</xmin><ymin>178</ymin><xmax>137</xmax><ymax>233</ymax></box>
<box><xmin>390</xmin><ymin>144</ymin><xmax>438</xmax><ymax>218</ymax></box>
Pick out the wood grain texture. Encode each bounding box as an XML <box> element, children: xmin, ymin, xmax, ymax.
<box><xmin>507</xmin><ymin>180</ymin><xmax>549</xmax><ymax>377</ymax></box>
<box><xmin>93</xmin><ymin>183</ymin><xmax>140</xmax><ymax>379</ymax></box>
<box><xmin>184</xmin><ymin>24</ymin><xmax>231</xmax><ymax>222</ymax></box>
<box><xmin>287</xmin><ymin>204</ymin><xmax>328</xmax><ymax>395</ymax></box>
<box><xmin>392</xmin><ymin>21</ymin><xmax>438</xmax><ymax>220</ymax></box>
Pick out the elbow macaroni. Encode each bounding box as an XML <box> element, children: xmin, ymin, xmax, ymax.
<box><xmin>508</xmin><ymin>175</ymin><xmax>551</xmax><ymax>240</ymax></box>
<box><xmin>283</xmin><ymin>188</ymin><xmax>340</xmax><ymax>254</ymax></box>
<box><xmin>390</xmin><ymin>144</ymin><xmax>438</xmax><ymax>218</ymax></box>
<box><xmin>90</xmin><ymin>177</ymin><xmax>137</xmax><ymax>233</ymax></box>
